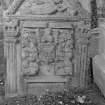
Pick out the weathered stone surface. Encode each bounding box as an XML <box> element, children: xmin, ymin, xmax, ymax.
<box><xmin>74</xmin><ymin>21</ymin><xmax>90</xmax><ymax>88</ymax></box>
<box><xmin>16</xmin><ymin>0</ymin><xmax>76</xmax><ymax>16</ymax></box>
<box><xmin>93</xmin><ymin>55</ymin><xmax>105</xmax><ymax>97</ymax></box>
<box><xmin>93</xmin><ymin>21</ymin><xmax>105</xmax><ymax>98</ymax></box>
<box><xmin>4</xmin><ymin>0</ymin><xmax>90</xmax><ymax>19</ymax></box>
<box><xmin>49</xmin><ymin>22</ymin><xmax>72</xmax><ymax>28</ymax></box>
<box><xmin>3</xmin><ymin>0</ymin><xmax>91</xmax><ymax>97</ymax></box>
<box><xmin>23</xmin><ymin>21</ymin><xmax>48</xmax><ymax>28</ymax></box>
<box><xmin>89</xmin><ymin>37</ymin><xmax>99</xmax><ymax>57</ymax></box>
<box><xmin>21</xmin><ymin>27</ymin><xmax>73</xmax><ymax>76</ymax></box>
<box><xmin>27</xmin><ymin>83</ymin><xmax>65</xmax><ymax>96</ymax></box>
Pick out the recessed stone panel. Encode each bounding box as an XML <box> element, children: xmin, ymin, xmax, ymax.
<box><xmin>27</xmin><ymin>83</ymin><xmax>65</xmax><ymax>97</ymax></box>
<box><xmin>49</xmin><ymin>22</ymin><xmax>72</xmax><ymax>29</ymax></box>
<box><xmin>23</xmin><ymin>21</ymin><xmax>48</xmax><ymax>28</ymax></box>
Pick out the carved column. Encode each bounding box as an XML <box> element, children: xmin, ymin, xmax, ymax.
<box><xmin>77</xmin><ymin>38</ymin><xmax>89</xmax><ymax>88</ymax></box>
<box><xmin>75</xmin><ymin>22</ymin><xmax>90</xmax><ymax>88</ymax></box>
<box><xmin>4</xmin><ymin>20</ymin><xmax>20</xmax><ymax>97</ymax></box>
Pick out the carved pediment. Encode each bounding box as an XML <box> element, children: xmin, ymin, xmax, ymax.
<box><xmin>18</xmin><ymin>0</ymin><xmax>77</xmax><ymax>15</ymax></box>
<box><xmin>5</xmin><ymin>0</ymin><xmax>89</xmax><ymax>18</ymax></box>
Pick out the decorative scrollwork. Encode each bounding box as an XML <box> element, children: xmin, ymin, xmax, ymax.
<box><xmin>22</xmin><ymin>28</ymin><xmax>73</xmax><ymax>76</ymax></box>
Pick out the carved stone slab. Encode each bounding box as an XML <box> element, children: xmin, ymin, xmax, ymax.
<box><xmin>3</xmin><ymin>0</ymin><xmax>91</xmax><ymax>97</ymax></box>
<box><xmin>49</xmin><ymin>22</ymin><xmax>72</xmax><ymax>28</ymax></box>
<box><xmin>4</xmin><ymin>0</ymin><xmax>89</xmax><ymax>19</ymax></box>
<box><xmin>21</xmin><ymin>24</ymin><xmax>73</xmax><ymax>76</ymax></box>
<box><xmin>17</xmin><ymin>0</ymin><xmax>76</xmax><ymax>16</ymax></box>
<box><xmin>23</xmin><ymin>21</ymin><xmax>48</xmax><ymax>28</ymax></box>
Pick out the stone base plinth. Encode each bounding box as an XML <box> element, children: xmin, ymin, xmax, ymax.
<box><xmin>23</xmin><ymin>76</ymin><xmax>69</xmax><ymax>96</ymax></box>
<box><xmin>93</xmin><ymin>55</ymin><xmax>105</xmax><ymax>97</ymax></box>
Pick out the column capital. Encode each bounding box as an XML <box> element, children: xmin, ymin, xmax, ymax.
<box><xmin>77</xmin><ymin>37</ymin><xmax>89</xmax><ymax>45</ymax></box>
<box><xmin>4</xmin><ymin>19</ymin><xmax>20</xmax><ymax>44</ymax></box>
<box><xmin>4</xmin><ymin>37</ymin><xmax>18</xmax><ymax>43</ymax></box>
<box><xmin>4</xmin><ymin>19</ymin><xmax>19</xmax><ymax>37</ymax></box>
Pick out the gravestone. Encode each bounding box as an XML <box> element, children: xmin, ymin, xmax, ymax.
<box><xmin>93</xmin><ymin>19</ymin><xmax>105</xmax><ymax>97</ymax></box>
<box><xmin>3</xmin><ymin>0</ymin><xmax>91</xmax><ymax>97</ymax></box>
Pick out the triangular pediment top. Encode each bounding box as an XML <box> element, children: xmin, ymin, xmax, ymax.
<box><xmin>4</xmin><ymin>0</ymin><xmax>90</xmax><ymax>18</ymax></box>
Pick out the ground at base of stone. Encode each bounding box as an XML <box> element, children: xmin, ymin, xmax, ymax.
<box><xmin>87</xmin><ymin>83</ymin><xmax>105</xmax><ymax>105</ymax></box>
<box><xmin>0</xmin><ymin>83</ymin><xmax>105</xmax><ymax>105</ymax></box>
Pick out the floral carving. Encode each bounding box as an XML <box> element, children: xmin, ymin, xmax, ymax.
<box><xmin>22</xmin><ymin>28</ymin><xmax>73</xmax><ymax>76</ymax></box>
<box><xmin>17</xmin><ymin>0</ymin><xmax>76</xmax><ymax>16</ymax></box>
<box><xmin>22</xmin><ymin>30</ymin><xmax>39</xmax><ymax>75</ymax></box>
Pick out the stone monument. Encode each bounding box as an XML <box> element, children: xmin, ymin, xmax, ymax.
<box><xmin>3</xmin><ymin>0</ymin><xmax>91</xmax><ymax>97</ymax></box>
<box><xmin>93</xmin><ymin>20</ymin><xmax>105</xmax><ymax>97</ymax></box>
